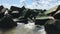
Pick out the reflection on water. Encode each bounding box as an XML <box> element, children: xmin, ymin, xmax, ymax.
<box><xmin>0</xmin><ymin>23</ymin><xmax>46</xmax><ymax>34</ymax></box>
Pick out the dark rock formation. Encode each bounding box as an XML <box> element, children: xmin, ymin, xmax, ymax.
<box><xmin>54</xmin><ymin>13</ymin><xmax>60</xmax><ymax>19</ymax></box>
<box><xmin>10</xmin><ymin>6</ymin><xmax>25</xmax><ymax>18</ymax></box>
<box><xmin>35</xmin><ymin>19</ymin><xmax>49</xmax><ymax>25</ymax></box>
<box><xmin>0</xmin><ymin>5</ymin><xmax>4</xmax><ymax>11</ymax></box>
<box><xmin>17</xmin><ymin>18</ymin><xmax>28</xmax><ymax>24</ymax></box>
<box><xmin>0</xmin><ymin>5</ymin><xmax>4</xmax><ymax>18</ymax></box>
<box><xmin>45</xmin><ymin>20</ymin><xmax>60</xmax><ymax>34</ymax></box>
<box><xmin>47</xmin><ymin>5</ymin><xmax>60</xmax><ymax>16</ymax></box>
<box><xmin>0</xmin><ymin>14</ymin><xmax>17</xmax><ymax>29</ymax></box>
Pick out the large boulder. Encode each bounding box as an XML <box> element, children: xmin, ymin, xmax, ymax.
<box><xmin>0</xmin><ymin>6</ymin><xmax>4</xmax><ymax>18</ymax></box>
<box><xmin>35</xmin><ymin>16</ymin><xmax>55</xmax><ymax>25</ymax></box>
<box><xmin>0</xmin><ymin>14</ymin><xmax>17</xmax><ymax>29</ymax></box>
<box><xmin>0</xmin><ymin>5</ymin><xmax>4</xmax><ymax>11</ymax></box>
<box><xmin>10</xmin><ymin>6</ymin><xmax>25</xmax><ymax>18</ymax></box>
<box><xmin>16</xmin><ymin>18</ymin><xmax>28</xmax><ymax>24</ymax></box>
<box><xmin>45</xmin><ymin>20</ymin><xmax>60</xmax><ymax>34</ymax></box>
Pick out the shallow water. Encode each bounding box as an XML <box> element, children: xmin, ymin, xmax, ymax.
<box><xmin>0</xmin><ymin>23</ymin><xmax>46</xmax><ymax>34</ymax></box>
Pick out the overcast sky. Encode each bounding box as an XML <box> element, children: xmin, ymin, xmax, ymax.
<box><xmin>0</xmin><ymin>0</ymin><xmax>60</xmax><ymax>9</ymax></box>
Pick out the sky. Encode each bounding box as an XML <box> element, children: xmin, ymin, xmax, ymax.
<box><xmin>0</xmin><ymin>0</ymin><xmax>60</xmax><ymax>10</ymax></box>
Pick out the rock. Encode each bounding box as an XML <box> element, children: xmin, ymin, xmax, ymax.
<box><xmin>0</xmin><ymin>14</ymin><xmax>17</xmax><ymax>29</ymax></box>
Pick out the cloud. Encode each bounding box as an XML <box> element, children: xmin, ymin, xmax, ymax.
<box><xmin>0</xmin><ymin>3</ymin><xmax>21</xmax><ymax>9</ymax></box>
<box><xmin>0</xmin><ymin>3</ymin><xmax>11</xmax><ymax>9</ymax></box>
<box><xmin>58</xmin><ymin>1</ymin><xmax>60</xmax><ymax>5</ymax></box>
<box><xmin>19</xmin><ymin>0</ymin><xmax>27</xmax><ymax>7</ymax></box>
<box><xmin>20</xmin><ymin>0</ymin><xmax>26</xmax><ymax>2</ymax></box>
<box><xmin>0</xmin><ymin>0</ymin><xmax>25</xmax><ymax>8</ymax></box>
<box><xmin>25</xmin><ymin>0</ymin><xmax>60</xmax><ymax>9</ymax></box>
<box><xmin>0</xmin><ymin>0</ymin><xmax>60</xmax><ymax>9</ymax></box>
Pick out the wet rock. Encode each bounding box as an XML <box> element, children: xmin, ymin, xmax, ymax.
<box><xmin>0</xmin><ymin>14</ymin><xmax>17</xmax><ymax>29</ymax></box>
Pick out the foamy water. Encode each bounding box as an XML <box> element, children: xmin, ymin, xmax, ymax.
<box><xmin>0</xmin><ymin>23</ymin><xmax>46</xmax><ymax>34</ymax></box>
